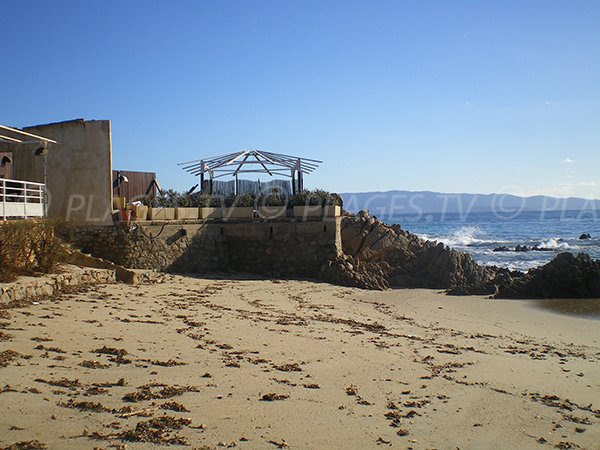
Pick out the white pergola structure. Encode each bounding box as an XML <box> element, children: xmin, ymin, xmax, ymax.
<box><xmin>178</xmin><ymin>150</ymin><xmax>322</xmax><ymax>195</ymax></box>
<box><xmin>0</xmin><ymin>124</ymin><xmax>57</xmax><ymax>219</ymax></box>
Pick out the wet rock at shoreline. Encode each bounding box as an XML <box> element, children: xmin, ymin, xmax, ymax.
<box><xmin>579</xmin><ymin>233</ymin><xmax>592</xmax><ymax>240</ymax></box>
<box><xmin>495</xmin><ymin>252</ymin><xmax>600</xmax><ymax>299</ymax></box>
<box><xmin>494</xmin><ymin>245</ymin><xmax>554</xmax><ymax>253</ymax></box>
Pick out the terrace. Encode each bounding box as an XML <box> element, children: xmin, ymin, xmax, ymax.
<box><xmin>0</xmin><ymin>125</ymin><xmax>55</xmax><ymax>220</ymax></box>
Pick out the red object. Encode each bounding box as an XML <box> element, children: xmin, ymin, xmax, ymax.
<box><xmin>119</xmin><ymin>209</ymin><xmax>132</xmax><ymax>222</ymax></box>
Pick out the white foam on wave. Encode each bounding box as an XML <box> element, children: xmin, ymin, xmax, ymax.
<box><xmin>538</xmin><ymin>237</ymin><xmax>570</xmax><ymax>250</ymax></box>
<box><xmin>433</xmin><ymin>226</ymin><xmax>494</xmax><ymax>247</ymax></box>
<box><xmin>481</xmin><ymin>259</ymin><xmax>548</xmax><ymax>271</ymax></box>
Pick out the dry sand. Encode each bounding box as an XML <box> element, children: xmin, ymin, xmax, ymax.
<box><xmin>0</xmin><ymin>274</ymin><xmax>599</xmax><ymax>449</ymax></box>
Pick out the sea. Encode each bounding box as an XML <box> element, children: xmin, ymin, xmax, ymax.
<box><xmin>384</xmin><ymin>210</ymin><xmax>600</xmax><ymax>271</ymax></box>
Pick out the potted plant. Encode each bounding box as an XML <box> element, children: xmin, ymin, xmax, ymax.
<box><xmin>291</xmin><ymin>190</ymin><xmax>323</xmax><ymax>219</ymax></box>
<box><xmin>198</xmin><ymin>193</ymin><xmax>222</xmax><ymax>220</ymax></box>
<box><xmin>257</xmin><ymin>188</ymin><xmax>287</xmax><ymax>219</ymax></box>
<box><xmin>131</xmin><ymin>202</ymin><xmax>148</xmax><ymax>221</ymax></box>
<box><xmin>175</xmin><ymin>191</ymin><xmax>199</xmax><ymax>220</ymax></box>
<box><xmin>322</xmin><ymin>191</ymin><xmax>343</xmax><ymax>217</ymax></box>
<box><xmin>113</xmin><ymin>196</ymin><xmax>126</xmax><ymax>210</ymax></box>
<box><xmin>119</xmin><ymin>205</ymin><xmax>132</xmax><ymax>223</ymax></box>
<box><xmin>147</xmin><ymin>189</ymin><xmax>176</xmax><ymax>220</ymax></box>
<box><xmin>129</xmin><ymin>194</ymin><xmax>151</xmax><ymax>221</ymax></box>
<box><xmin>114</xmin><ymin>190</ymin><xmax>131</xmax><ymax>223</ymax></box>
<box><xmin>222</xmin><ymin>193</ymin><xmax>254</xmax><ymax>220</ymax></box>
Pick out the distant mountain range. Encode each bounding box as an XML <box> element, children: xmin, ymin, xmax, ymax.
<box><xmin>340</xmin><ymin>190</ymin><xmax>600</xmax><ymax>216</ymax></box>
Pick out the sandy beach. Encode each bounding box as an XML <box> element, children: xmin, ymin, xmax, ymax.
<box><xmin>1</xmin><ymin>274</ymin><xmax>599</xmax><ymax>449</ymax></box>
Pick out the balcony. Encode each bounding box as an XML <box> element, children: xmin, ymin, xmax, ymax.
<box><xmin>0</xmin><ymin>178</ymin><xmax>45</xmax><ymax>220</ymax></box>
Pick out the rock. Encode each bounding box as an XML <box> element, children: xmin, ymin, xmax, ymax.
<box><xmin>531</xmin><ymin>245</ymin><xmax>552</xmax><ymax>252</ymax></box>
<box><xmin>496</xmin><ymin>252</ymin><xmax>600</xmax><ymax>299</ymax></box>
<box><xmin>579</xmin><ymin>233</ymin><xmax>592</xmax><ymax>240</ymax></box>
<box><xmin>515</xmin><ymin>245</ymin><xmax>529</xmax><ymax>252</ymax></box>
<box><xmin>320</xmin><ymin>256</ymin><xmax>389</xmax><ymax>290</ymax></box>
<box><xmin>493</xmin><ymin>246</ymin><xmax>510</xmax><ymax>252</ymax></box>
<box><xmin>334</xmin><ymin>212</ymin><xmax>495</xmax><ymax>293</ymax></box>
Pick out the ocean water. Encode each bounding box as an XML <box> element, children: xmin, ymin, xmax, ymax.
<box><xmin>384</xmin><ymin>210</ymin><xmax>600</xmax><ymax>271</ymax></box>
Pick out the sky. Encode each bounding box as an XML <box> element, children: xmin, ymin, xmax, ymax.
<box><xmin>2</xmin><ymin>0</ymin><xmax>599</xmax><ymax>199</ymax></box>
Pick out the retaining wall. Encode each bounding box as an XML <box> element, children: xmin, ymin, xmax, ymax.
<box><xmin>0</xmin><ymin>266</ymin><xmax>116</xmax><ymax>303</ymax></box>
<box><xmin>64</xmin><ymin>219</ymin><xmax>342</xmax><ymax>277</ymax></box>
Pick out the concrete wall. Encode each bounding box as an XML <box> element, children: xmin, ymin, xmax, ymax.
<box><xmin>0</xmin><ymin>151</ymin><xmax>13</xmax><ymax>178</ymax></box>
<box><xmin>13</xmin><ymin>119</ymin><xmax>113</xmax><ymax>224</ymax></box>
<box><xmin>64</xmin><ymin>219</ymin><xmax>342</xmax><ymax>278</ymax></box>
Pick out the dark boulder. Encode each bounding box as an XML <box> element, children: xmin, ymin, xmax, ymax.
<box><xmin>531</xmin><ymin>246</ymin><xmax>552</xmax><ymax>252</ymax></box>
<box><xmin>515</xmin><ymin>245</ymin><xmax>529</xmax><ymax>252</ymax></box>
<box><xmin>496</xmin><ymin>252</ymin><xmax>600</xmax><ymax>299</ymax></box>
<box><xmin>579</xmin><ymin>233</ymin><xmax>592</xmax><ymax>240</ymax></box>
<box><xmin>493</xmin><ymin>246</ymin><xmax>510</xmax><ymax>252</ymax></box>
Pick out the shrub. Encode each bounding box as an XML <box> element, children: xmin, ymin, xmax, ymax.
<box><xmin>290</xmin><ymin>192</ymin><xmax>316</xmax><ymax>207</ymax></box>
<box><xmin>256</xmin><ymin>188</ymin><xmax>285</xmax><ymax>207</ymax></box>
<box><xmin>135</xmin><ymin>194</ymin><xmax>156</xmax><ymax>207</ymax></box>
<box><xmin>236</xmin><ymin>193</ymin><xmax>256</xmax><ymax>207</ymax></box>
<box><xmin>141</xmin><ymin>187</ymin><xmax>345</xmax><ymax>210</ymax></box>
<box><xmin>0</xmin><ymin>220</ymin><xmax>67</xmax><ymax>282</ymax></box>
<box><xmin>193</xmin><ymin>193</ymin><xmax>211</xmax><ymax>208</ymax></box>
<box><xmin>289</xmin><ymin>189</ymin><xmax>343</xmax><ymax>207</ymax></box>
<box><xmin>156</xmin><ymin>189</ymin><xmax>179</xmax><ymax>207</ymax></box>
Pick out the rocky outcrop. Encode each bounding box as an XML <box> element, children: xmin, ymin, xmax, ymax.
<box><xmin>321</xmin><ymin>211</ymin><xmax>600</xmax><ymax>299</ymax></box>
<box><xmin>495</xmin><ymin>252</ymin><xmax>600</xmax><ymax>298</ymax></box>
<box><xmin>321</xmin><ymin>211</ymin><xmax>495</xmax><ymax>293</ymax></box>
<box><xmin>320</xmin><ymin>255</ymin><xmax>389</xmax><ymax>291</ymax></box>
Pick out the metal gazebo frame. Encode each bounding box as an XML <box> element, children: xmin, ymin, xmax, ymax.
<box><xmin>178</xmin><ymin>150</ymin><xmax>322</xmax><ymax>195</ymax></box>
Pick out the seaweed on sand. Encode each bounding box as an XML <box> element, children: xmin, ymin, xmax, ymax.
<box><xmin>90</xmin><ymin>416</ymin><xmax>192</xmax><ymax>445</ymax></box>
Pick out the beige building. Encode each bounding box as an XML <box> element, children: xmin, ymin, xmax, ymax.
<box><xmin>1</xmin><ymin>119</ymin><xmax>113</xmax><ymax>224</ymax></box>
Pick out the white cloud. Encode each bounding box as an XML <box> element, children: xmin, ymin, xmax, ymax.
<box><xmin>563</xmin><ymin>158</ymin><xmax>574</xmax><ymax>164</ymax></box>
<box><xmin>578</xmin><ymin>181</ymin><xmax>597</xmax><ymax>187</ymax></box>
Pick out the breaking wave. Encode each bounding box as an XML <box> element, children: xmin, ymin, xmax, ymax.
<box><xmin>538</xmin><ymin>238</ymin><xmax>570</xmax><ymax>250</ymax></box>
<box><xmin>423</xmin><ymin>226</ymin><xmax>495</xmax><ymax>247</ymax></box>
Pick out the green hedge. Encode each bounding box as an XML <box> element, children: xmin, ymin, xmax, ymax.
<box><xmin>137</xmin><ymin>188</ymin><xmax>343</xmax><ymax>209</ymax></box>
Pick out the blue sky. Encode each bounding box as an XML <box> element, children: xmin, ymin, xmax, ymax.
<box><xmin>2</xmin><ymin>0</ymin><xmax>599</xmax><ymax>198</ymax></box>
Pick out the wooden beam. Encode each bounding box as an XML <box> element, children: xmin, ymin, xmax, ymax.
<box><xmin>0</xmin><ymin>134</ymin><xmax>23</xmax><ymax>143</ymax></box>
<box><xmin>0</xmin><ymin>125</ymin><xmax>57</xmax><ymax>144</ymax></box>
<box><xmin>233</xmin><ymin>153</ymin><xmax>252</xmax><ymax>176</ymax></box>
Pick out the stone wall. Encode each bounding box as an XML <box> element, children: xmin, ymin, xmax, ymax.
<box><xmin>0</xmin><ymin>266</ymin><xmax>116</xmax><ymax>304</ymax></box>
<box><xmin>64</xmin><ymin>219</ymin><xmax>342</xmax><ymax>278</ymax></box>
<box><xmin>63</xmin><ymin>224</ymin><xmax>190</xmax><ymax>270</ymax></box>
<box><xmin>223</xmin><ymin>221</ymin><xmax>341</xmax><ymax>276</ymax></box>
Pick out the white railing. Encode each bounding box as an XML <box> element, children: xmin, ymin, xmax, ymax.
<box><xmin>0</xmin><ymin>178</ymin><xmax>46</xmax><ymax>220</ymax></box>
